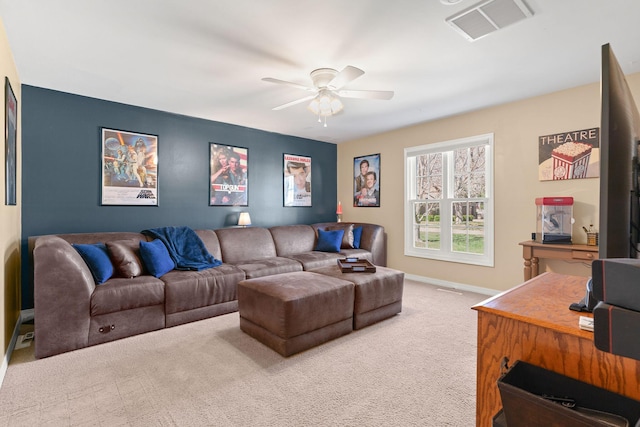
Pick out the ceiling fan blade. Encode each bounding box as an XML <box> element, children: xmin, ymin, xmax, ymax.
<box><xmin>262</xmin><ymin>77</ymin><xmax>315</xmax><ymax>92</ymax></box>
<box><xmin>272</xmin><ymin>94</ymin><xmax>317</xmax><ymax>111</ymax></box>
<box><xmin>328</xmin><ymin>66</ymin><xmax>365</xmax><ymax>90</ymax></box>
<box><xmin>337</xmin><ymin>89</ymin><xmax>395</xmax><ymax>100</ymax></box>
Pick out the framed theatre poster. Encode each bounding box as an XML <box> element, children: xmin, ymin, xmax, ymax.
<box><xmin>210</xmin><ymin>144</ymin><xmax>248</xmax><ymax>206</ymax></box>
<box><xmin>283</xmin><ymin>153</ymin><xmax>311</xmax><ymax>207</ymax></box>
<box><xmin>5</xmin><ymin>77</ymin><xmax>17</xmax><ymax>206</ymax></box>
<box><xmin>101</xmin><ymin>128</ymin><xmax>158</xmax><ymax>206</ymax></box>
<box><xmin>353</xmin><ymin>153</ymin><xmax>380</xmax><ymax>207</ymax></box>
<box><xmin>538</xmin><ymin>127</ymin><xmax>600</xmax><ymax>181</ymax></box>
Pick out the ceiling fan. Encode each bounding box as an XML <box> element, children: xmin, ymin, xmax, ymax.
<box><xmin>262</xmin><ymin>66</ymin><xmax>394</xmax><ymax>126</ymax></box>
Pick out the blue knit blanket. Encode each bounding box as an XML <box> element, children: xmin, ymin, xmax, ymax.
<box><xmin>141</xmin><ymin>226</ymin><xmax>222</xmax><ymax>271</ymax></box>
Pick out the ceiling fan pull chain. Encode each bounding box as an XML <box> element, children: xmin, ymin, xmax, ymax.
<box><xmin>323</xmin><ymin>116</ymin><xmax>328</xmax><ymax>128</ymax></box>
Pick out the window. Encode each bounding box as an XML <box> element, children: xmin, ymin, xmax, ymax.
<box><xmin>405</xmin><ymin>133</ymin><xmax>494</xmax><ymax>266</ymax></box>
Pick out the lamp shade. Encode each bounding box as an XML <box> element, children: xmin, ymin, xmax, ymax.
<box><xmin>238</xmin><ymin>212</ymin><xmax>251</xmax><ymax>227</ymax></box>
<box><xmin>307</xmin><ymin>90</ymin><xmax>343</xmax><ymax>117</ymax></box>
<box><xmin>336</xmin><ymin>201</ymin><xmax>343</xmax><ymax>214</ymax></box>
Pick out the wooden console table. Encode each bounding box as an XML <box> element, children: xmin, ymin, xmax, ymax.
<box><xmin>473</xmin><ymin>273</ymin><xmax>640</xmax><ymax>427</ymax></box>
<box><xmin>519</xmin><ymin>240</ymin><xmax>598</xmax><ymax>281</ymax></box>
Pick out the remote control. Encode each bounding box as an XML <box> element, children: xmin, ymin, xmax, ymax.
<box><xmin>579</xmin><ymin>316</ymin><xmax>594</xmax><ymax>332</ymax></box>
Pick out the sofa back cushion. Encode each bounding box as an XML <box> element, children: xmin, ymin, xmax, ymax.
<box><xmin>215</xmin><ymin>227</ymin><xmax>277</xmax><ymax>263</ymax></box>
<box><xmin>269</xmin><ymin>225</ymin><xmax>316</xmax><ymax>256</ymax></box>
<box><xmin>194</xmin><ymin>229</ymin><xmax>223</xmax><ymax>260</ymax></box>
<box><xmin>56</xmin><ymin>232</ymin><xmax>146</xmax><ymax>245</ymax></box>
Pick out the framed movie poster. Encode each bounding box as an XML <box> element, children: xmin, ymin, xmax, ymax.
<box><xmin>283</xmin><ymin>153</ymin><xmax>311</xmax><ymax>207</ymax></box>
<box><xmin>101</xmin><ymin>128</ymin><xmax>158</xmax><ymax>206</ymax></box>
<box><xmin>210</xmin><ymin>144</ymin><xmax>248</xmax><ymax>206</ymax></box>
<box><xmin>5</xmin><ymin>77</ymin><xmax>17</xmax><ymax>206</ymax></box>
<box><xmin>354</xmin><ymin>153</ymin><xmax>380</xmax><ymax>207</ymax></box>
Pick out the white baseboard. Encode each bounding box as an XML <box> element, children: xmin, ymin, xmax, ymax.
<box><xmin>0</xmin><ymin>309</ymin><xmax>35</xmax><ymax>389</ymax></box>
<box><xmin>405</xmin><ymin>273</ymin><xmax>501</xmax><ymax>297</ymax></box>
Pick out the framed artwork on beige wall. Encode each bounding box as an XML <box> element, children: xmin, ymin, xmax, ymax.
<box><xmin>538</xmin><ymin>127</ymin><xmax>600</xmax><ymax>181</ymax></box>
<box><xmin>354</xmin><ymin>153</ymin><xmax>380</xmax><ymax>207</ymax></box>
<box><xmin>5</xmin><ymin>77</ymin><xmax>17</xmax><ymax>206</ymax></box>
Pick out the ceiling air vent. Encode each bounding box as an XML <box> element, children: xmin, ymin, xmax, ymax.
<box><xmin>446</xmin><ymin>0</ymin><xmax>533</xmax><ymax>41</ymax></box>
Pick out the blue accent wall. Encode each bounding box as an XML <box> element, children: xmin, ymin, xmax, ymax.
<box><xmin>21</xmin><ymin>85</ymin><xmax>337</xmax><ymax>308</ymax></box>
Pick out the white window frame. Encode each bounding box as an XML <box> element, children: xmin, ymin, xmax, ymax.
<box><xmin>404</xmin><ymin>133</ymin><xmax>494</xmax><ymax>267</ymax></box>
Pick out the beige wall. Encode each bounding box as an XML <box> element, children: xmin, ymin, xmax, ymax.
<box><xmin>1</xmin><ymin>17</ymin><xmax>21</xmax><ymax>361</ymax></box>
<box><xmin>339</xmin><ymin>74</ymin><xmax>640</xmax><ymax>292</ymax></box>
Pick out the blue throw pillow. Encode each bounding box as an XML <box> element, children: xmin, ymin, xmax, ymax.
<box><xmin>73</xmin><ymin>243</ymin><xmax>114</xmax><ymax>284</ymax></box>
<box><xmin>315</xmin><ymin>229</ymin><xmax>344</xmax><ymax>253</ymax></box>
<box><xmin>139</xmin><ymin>239</ymin><xmax>176</xmax><ymax>278</ymax></box>
<box><xmin>352</xmin><ymin>226</ymin><xmax>363</xmax><ymax>249</ymax></box>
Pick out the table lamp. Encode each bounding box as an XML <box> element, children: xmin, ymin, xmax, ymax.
<box><xmin>336</xmin><ymin>201</ymin><xmax>343</xmax><ymax>222</ymax></box>
<box><xmin>238</xmin><ymin>212</ymin><xmax>251</xmax><ymax>227</ymax></box>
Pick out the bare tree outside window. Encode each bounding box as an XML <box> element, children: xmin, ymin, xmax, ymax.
<box><xmin>453</xmin><ymin>145</ymin><xmax>486</xmax><ymax>254</ymax></box>
<box><xmin>414</xmin><ymin>153</ymin><xmax>443</xmax><ymax>249</ymax></box>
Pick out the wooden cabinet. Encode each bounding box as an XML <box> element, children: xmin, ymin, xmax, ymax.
<box><xmin>473</xmin><ymin>273</ymin><xmax>640</xmax><ymax>427</ymax></box>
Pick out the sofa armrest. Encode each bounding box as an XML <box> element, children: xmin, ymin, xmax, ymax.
<box><xmin>357</xmin><ymin>224</ymin><xmax>386</xmax><ymax>267</ymax></box>
<box><xmin>34</xmin><ymin>235</ymin><xmax>95</xmax><ymax>358</ymax></box>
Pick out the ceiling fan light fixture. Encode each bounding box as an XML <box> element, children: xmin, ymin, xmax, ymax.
<box><xmin>307</xmin><ymin>90</ymin><xmax>343</xmax><ymax>117</ymax></box>
<box><xmin>264</xmin><ymin>65</ymin><xmax>391</xmax><ymax>126</ymax></box>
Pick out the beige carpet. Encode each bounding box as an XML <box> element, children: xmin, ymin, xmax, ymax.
<box><xmin>0</xmin><ymin>279</ymin><xmax>488</xmax><ymax>426</ymax></box>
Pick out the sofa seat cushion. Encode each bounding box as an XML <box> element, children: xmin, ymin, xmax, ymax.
<box><xmin>91</xmin><ymin>276</ymin><xmax>165</xmax><ymax>316</ymax></box>
<box><xmin>233</xmin><ymin>257</ymin><xmax>303</xmax><ymax>279</ymax></box>
<box><xmin>161</xmin><ymin>264</ymin><xmax>245</xmax><ymax>315</ymax></box>
<box><xmin>284</xmin><ymin>251</ymin><xmax>344</xmax><ymax>270</ymax></box>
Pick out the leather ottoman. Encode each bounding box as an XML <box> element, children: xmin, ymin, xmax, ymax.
<box><xmin>311</xmin><ymin>265</ymin><xmax>404</xmax><ymax>329</ymax></box>
<box><xmin>237</xmin><ymin>271</ymin><xmax>355</xmax><ymax>356</ymax></box>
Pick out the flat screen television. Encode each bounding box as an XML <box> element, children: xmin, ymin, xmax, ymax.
<box><xmin>599</xmin><ymin>43</ymin><xmax>640</xmax><ymax>259</ymax></box>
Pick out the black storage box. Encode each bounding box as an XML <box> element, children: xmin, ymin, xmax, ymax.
<box><xmin>493</xmin><ymin>410</ymin><xmax>507</xmax><ymax>427</ymax></box>
<box><xmin>591</xmin><ymin>259</ymin><xmax>640</xmax><ymax>311</ymax></box>
<box><xmin>498</xmin><ymin>360</ymin><xmax>640</xmax><ymax>427</ymax></box>
<box><xmin>593</xmin><ymin>301</ymin><xmax>640</xmax><ymax>360</ymax></box>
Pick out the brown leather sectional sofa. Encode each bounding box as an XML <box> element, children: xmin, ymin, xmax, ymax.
<box><xmin>32</xmin><ymin>222</ymin><xmax>386</xmax><ymax>358</ymax></box>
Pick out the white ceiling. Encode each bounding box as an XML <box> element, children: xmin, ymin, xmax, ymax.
<box><xmin>2</xmin><ymin>0</ymin><xmax>640</xmax><ymax>144</ymax></box>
